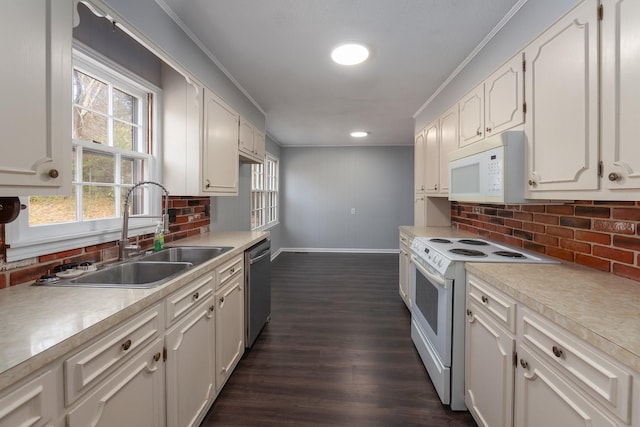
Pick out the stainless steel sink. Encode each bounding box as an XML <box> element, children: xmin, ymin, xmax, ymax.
<box><xmin>68</xmin><ymin>261</ymin><xmax>193</xmax><ymax>288</ymax></box>
<box><xmin>138</xmin><ymin>246</ymin><xmax>233</xmax><ymax>265</ymax></box>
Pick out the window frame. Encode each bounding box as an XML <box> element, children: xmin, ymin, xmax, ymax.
<box><xmin>251</xmin><ymin>154</ymin><xmax>279</xmax><ymax>231</ymax></box>
<box><xmin>5</xmin><ymin>44</ymin><xmax>162</xmax><ymax>262</ymax></box>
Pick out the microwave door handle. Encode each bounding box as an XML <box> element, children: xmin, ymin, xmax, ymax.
<box><xmin>411</xmin><ymin>255</ymin><xmax>449</xmax><ymax>289</ymax></box>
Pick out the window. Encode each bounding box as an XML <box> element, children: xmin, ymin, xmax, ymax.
<box><xmin>251</xmin><ymin>155</ymin><xmax>279</xmax><ymax>230</ymax></box>
<box><xmin>6</xmin><ymin>47</ymin><xmax>160</xmax><ymax>261</ymax></box>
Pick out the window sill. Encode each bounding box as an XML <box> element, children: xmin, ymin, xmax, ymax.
<box><xmin>251</xmin><ymin>221</ymin><xmax>279</xmax><ymax>233</ymax></box>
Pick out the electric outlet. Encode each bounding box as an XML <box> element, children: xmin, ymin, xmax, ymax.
<box><xmin>350</xmin><ymin>208</ymin><xmax>356</xmax><ymax>215</ymax></box>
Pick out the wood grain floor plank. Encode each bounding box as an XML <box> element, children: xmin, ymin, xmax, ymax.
<box><xmin>200</xmin><ymin>252</ymin><xmax>477</xmax><ymax>427</ymax></box>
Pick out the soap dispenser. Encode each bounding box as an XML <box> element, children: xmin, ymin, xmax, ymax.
<box><xmin>154</xmin><ymin>222</ymin><xmax>165</xmax><ymax>251</ymax></box>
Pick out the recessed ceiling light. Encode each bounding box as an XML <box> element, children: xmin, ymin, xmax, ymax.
<box><xmin>350</xmin><ymin>131</ymin><xmax>369</xmax><ymax>138</ymax></box>
<box><xmin>331</xmin><ymin>43</ymin><xmax>369</xmax><ymax>66</ymax></box>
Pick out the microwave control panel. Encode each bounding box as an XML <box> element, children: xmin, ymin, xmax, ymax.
<box><xmin>486</xmin><ymin>147</ymin><xmax>503</xmax><ymax>195</ymax></box>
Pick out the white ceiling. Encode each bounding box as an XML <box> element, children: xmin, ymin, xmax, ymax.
<box><xmin>158</xmin><ymin>0</ymin><xmax>521</xmax><ymax>147</ymax></box>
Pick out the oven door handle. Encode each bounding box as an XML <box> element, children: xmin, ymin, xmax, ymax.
<box><xmin>411</xmin><ymin>255</ymin><xmax>450</xmax><ymax>289</ymax></box>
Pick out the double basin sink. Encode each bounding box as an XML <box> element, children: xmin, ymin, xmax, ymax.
<box><xmin>47</xmin><ymin>246</ymin><xmax>232</xmax><ymax>289</ymax></box>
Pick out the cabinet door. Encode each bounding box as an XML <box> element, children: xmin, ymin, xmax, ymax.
<box><xmin>398</xmin><ymin>243</ymin><xmax>411</xmax><ymax>310</ymax></box>
<box><xmin>0</xmin><ymin>1</ymin><xmax>73</xmax><ymax>196</ymax></box>
<box><xmin>459</xmin><ymin>83</ymin><xmax>484</xmax><ymax>146</ymax></box>
<box><xmin>601</xmin><ymin>0</ymin><xmax>640</xmax><ymax>191</ymax></box>
<box><xmin>239</xmin><ymin>117</ymin><xmax>254</xmax><ymax>154</ymax></box>
<box><xmin>439</xmin><ymin>105</ymin><xmax>459</xmax><ymax>195</ymax></box>
<box><xmin>0</xmin><ymin>369</ymin><xmax>58</xmax><ymax>427</ymax></box>
<box><xmin>515</xmin><ymin>345</ymin><xmax>618</xmax><ymax>427</ymax></box>
<box><xmin>524</xmin><ymin>0</ymin><xmax>599</xmax><ymax>194</ymax></box>
<box><xmin>424</xmin><ymin>121</ymin><xmax>440</xmax><ymax>194</ymax></box>
<box><xmin>202</xmin><ymin>88</ymin><xmax>239</xmax><ymax>195</ymax></box>
<box><xmin>67</xmin><ymin>339</ymin><xmax>165</xmax><ymax>427</ymax></box>
<box><xmin>215</xmin><ymin>275</ymin><xmax>244</xmax><ymax>392</ymax></box>
<box><xmin>254</xmin><ymin>130</ymin><xmax>266</xmax><ymax>162</ymax></box>
<box><xmin>414</xmin><ymin>131</ymin><xmax>426</xmax><ymax>193</ymax></box>
<box><xmin>465</xmin><ymin>301</ymin><xmax>515</xmax><ymax>427</ymax></box>
<box><xmin>165</xmin><ymin>298</ymin><xmax>216</xmax><ymax>427</ymax></box>
<box><xmin>485</xmin><ymin>54</ymin><xmax>524</xmax><ymax>136</ymax></box>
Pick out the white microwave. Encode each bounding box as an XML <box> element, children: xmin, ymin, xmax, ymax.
<box><xmin>448</xmin><ymin>131</ymin><xmax>526</xmax><ymax>203</ymax></box>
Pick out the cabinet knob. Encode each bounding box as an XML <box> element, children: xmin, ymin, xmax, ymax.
<box><xmin>552</xmin><ymin>345</ymin><xmax>564</xmax><ymax>358</ymax></box>
<box><xmin>230</xmin><ymin>267</ymin><xmax>235</xmax><ymax>274</ymax></box>
<box><xmin>486</xmin><ymin>127</ymin><xmax>492</xmax><ymax>133</ymax></box>
<box><xmin>528</xmin><ymin>179</ymin><xmax>537</xmax><ymax>187</ymax></box>
<box><xmin>193</xmin><ymin>292</ymin><xmax>199</xmax><ymax>300</ymax></box>
<box><xmin>220</xmin><ymin>296</ymin><xmax>225</xmax><ymax>304</ymax></box>
<box><xmin>209</xmin><ymin>305</ymin><xmax>215</xmax><ymax>312</ymax></box>
<box><xmin>122</xmin><ymin>339</ymin><xmax>132</xmax><ymax>351</ymax></box>
<box><xmin>48</xmin><ymin>169</ymin><xmax>59</xmax><ymax>179</ymax></box>
<box><xmin>205</xmin><ymin>179</ymin><xmax>211</xmax><ymax>189</ymax></box>
<box><xmin>476</xmin><ymin>129</ymin><xmax>482</xmax><ymax>136</ymax></box>
<box><xmin>520</xmin><ymin>358</ymin><xmax>529</xmax><ymax>369</ymax></box>
<box><xmin>608</xmin><ymin>172</ymin><xmax>621</xmax><ymax>182</ymax></box>
<box><xmin>466</xmin><ymin>308</ymin><xmax>472</xmax><ymax>316</ymax></box>
<box><xmin>153</xmin><ymin>352</ymin><xmax>161</xmax><ymax>362</ymax></box>
<box><xmin>434</xmin><ymin>184</ymin><xmax>438</xmax><ymax>190</ymax></box>
<box><xmin>481</xmin><ymin>295</ymin><xmax>489</xmax><ymax>304</ymax></box>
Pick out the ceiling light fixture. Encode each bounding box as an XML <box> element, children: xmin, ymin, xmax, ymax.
<box><xmin>331</xmin><ymin>43</ymin><xmax>369</xmax><ymax>66</ymax></box>
<box><xmin>350</xmin><ymin>131</ymin><xmax>369</xmax><ymax>138</ymax></box>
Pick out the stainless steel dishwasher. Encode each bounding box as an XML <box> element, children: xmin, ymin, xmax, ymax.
<box><xmin>245</xmin><ymin>239</ymin><xmax>271</xmax><ymax>348</ymax></box>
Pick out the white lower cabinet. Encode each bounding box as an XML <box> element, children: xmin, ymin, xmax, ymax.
<box><xmin>0</xmin><ymin>367</ymin><xmax>61</xmax><ymax>427</ymax></box>
<box><xmin>466</xmin><ymin>273</ymin><xmax>637</xmax><ymax>427</ymax></box>
<box><xmin>165</xmin><ymin>296</ymin><xmax>216</xmax><ymax>427</ymax></box>
<box><xmin>398</xmin><ymin>232</ymin><xmax>411</xmax><ymax>310</ymax></box>
<box><xmin>215</xmin><ymin>272</ymin><xmax>245</xmax><ymax>392</ymax></box>
<box><xmin>66</xmin><ymin>338</ymin><xmax>165</xmax><ymax>427</ymax></box>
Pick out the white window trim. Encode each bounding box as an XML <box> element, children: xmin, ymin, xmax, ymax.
<box><xmin>251</xmin><ymin>154</ymin><xmax>279</xmax><ymax>232</ymax></box>
<box><xmin>5</xmin><ymin>44</ymin><xmax>163</xmax><ymax>262</ymax></box>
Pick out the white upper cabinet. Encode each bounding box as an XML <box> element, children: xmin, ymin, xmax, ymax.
<box><xmin>459</xmin><ymin>54</ymin><xmax>524</xmax><ymax>148</ymax></box>
<box><xmin>438</xmin><ymin>104</ymin><xmax>459</xmax><ymax>195</ymax></box>
<box><xmin>424</xmin><ymin>121</ymin><xmax>440</xmax><ymax>194</ymax></box>
<box><xmin>238</xmin><ymin>116</ymin><xmax>265</xmax><ymax>164</ymax></box>
<box><xmin>414</xmin><ymin>130</ymin><xmax>426</xmax><ymax>193</ymax></box>
<box><xmin>524</xmin><ymin>0</ymin><xmax>599</xmax><ymax>196</ymax></box>
<box><xmin>162</xmin><ymin>63</ymin><xmax>240</xmax><ymax>196</ymax></box>
<box><xmin>0</xmin><ymin>0</ymin><xmax>74</xmax><ymax>196</ymax></box>
<box><xmin>600</xmin><ymin>0</ymin><xmax>640</xmax><ymax>194</ymax></box>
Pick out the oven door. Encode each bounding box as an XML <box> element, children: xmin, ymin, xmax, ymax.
<box><xmin>410</xmin><ymin>255</ymin><xmax>453</xmax><ymax>365</ymax></box>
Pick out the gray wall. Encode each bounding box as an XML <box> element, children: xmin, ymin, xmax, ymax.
<box><xmin>281</xmin><ymin>146</ymin><xmax>413</xmax><ymax>251</ymax></box>
<box><xmin>415</xmin><ymin>0</ymin><xmax>580</xmax><ymax>130</ymax></box>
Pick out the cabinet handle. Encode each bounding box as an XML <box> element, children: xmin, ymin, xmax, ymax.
<box><xmin>486</xmin><ymin>127</ymin><xmax>492</xmax><ymax>133</ymax></box>
<box><xmin>205</xmin><ymin>179</ymin><xmax>211</xmax><ymax>189</ymax></box>
<box><xmin>48</xmin><ymin>169</ymin><xmax>59</xmax><ymax>179</ymax></box>
<box><xmin>122</xmin><ymin>339</ymin><xmax>132</xmax><ymax>351</ymax></box>
<box><xmin>230</xmin><ymin>267</ymin><xmax>235</xmax><ymax>274</ymax></box>
<box><xmin>193</xmin><ymin>292</ymin><xmax>199</xmax><ymax>300</ymax></box>
<box><xmin>608</xmin><ymin>172</ymin><xmax>621</xmax><ymax>182</ymax></box>
<box><xmin>466</xmin><ymin>308</ymin><xmax>472</xmax><ymax>316</ymax></box>
<box><xmin>520</xmin><ymin>358</ymin><xmax>529</xmax><ymax>369</ymax></box>
<box><xmin>153</xmin><ymin>352</ymin><xmax>161</xmax><ymax>362</ymax></box>
<box><xmin>552</xmin><ymin>345</ymin><xmax>564</xmax><ymax>358</ymax></box>
<box><xmin>481</xmin><ymin>295</ymin><xmax>489</xmax><ymax>304</ymax></box>
<box><xmin>209</xmin><ymin>305</ymin><xmax>215</xmax><ymax>312</ymax></box>
<box><xmin>434</xmin><ymin>184</ymin><xmax>438</xmax><ymax>190</ymax></box>
<box><xmin>220</xmin><ymin>296</ymin><xmax>225</xmax><ymax>304</ymax></box>
<box><xmin>476</xmin><ymin>129</ymin><xmax>482</xmax><ymax>136</ymax></box>
<box><xmin>528</xmin><ymin>179</ymin><xmax>537</xmax><ymax>187</ymax></box>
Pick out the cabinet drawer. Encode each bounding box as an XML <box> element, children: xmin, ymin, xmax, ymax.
<box><xmin>518</xmin><ymin>307</ymin><xmax>633</xmax><ymax>423</ymax></box>
<box><xmin>0</xmin><ymin>368</ymin><xmax>58</xmax><ymax>427</ymax></box>
<box><xmin>215</xmin><ymin>255</ymin><xmax>243</xmax><ymax>289</ymax></box>
<box><xmin>165</xmin><ymin>272</ymin><xmax>214</xmax><ymax>327</ymax></box>
<box><xmin>64</xmin><ymin>303</ymin><xmax>163</xmax><ymax>406</ymax></box>
<box><xmin>399</xmin><ymin>232</ymin><xmax>411</xmax><ymax>246</ymax></box>
<box><xmin>466</xmin><ymin>273</ymin><xmax>517</xmax><ymax>333</ymax></box>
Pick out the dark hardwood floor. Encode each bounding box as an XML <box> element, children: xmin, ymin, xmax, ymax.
<box><xmin>201</xmin><ymin>252</ymin><xmax>477</xmax><ymax>427</ymax></box>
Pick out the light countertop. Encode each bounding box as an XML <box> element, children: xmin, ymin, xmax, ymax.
<box><xmin>0</xmin><ymin>230</ymin><xmax>268</xmax><ymax>390</ymax></box>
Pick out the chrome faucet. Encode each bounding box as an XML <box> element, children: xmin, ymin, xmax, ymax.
<box><xmin>119</xmin><ymin>181</ymin><xmax>170</xmax><ymax>261</ymax></box>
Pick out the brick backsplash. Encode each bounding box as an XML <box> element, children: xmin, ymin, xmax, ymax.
<box><xmin>451</xmin><ymin>200</ymin><xmax>640</xmax><ymax>282</ymax></box>
<box><xmin>0</xmin><ymin>196</ymin><xmax>210</xmax><ymax>288</ymax></box>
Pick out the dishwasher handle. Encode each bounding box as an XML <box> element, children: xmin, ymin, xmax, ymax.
<box><xmin>250</xmin><ymin>249</ymin><xmax>271</xmax><ymax>264</ymax></box>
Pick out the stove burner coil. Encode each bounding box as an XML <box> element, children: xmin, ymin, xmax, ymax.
<box><xmin>458</xmin><ymin>239</ymin><xmax>489</xmax><ymax>246</ymax></box>
<box><xmin>449</xmin><ymin>248</ymin><xmax>487</xmax><ymax>257</ymax></box>
<box><xmin>493</xmin><ymin>251</ymin><xmax>527</xmax><ymax>258</ymax></box>
<box><xmin>429</xmin><ymin>238</ymin><xmax>452</xmax><ymax>244</ymax></box>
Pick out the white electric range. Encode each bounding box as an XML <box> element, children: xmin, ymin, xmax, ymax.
<box><xmin>409</xmin><ymin>237</ymin><xmax>557</xmax><ymax>410</ymax></box>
